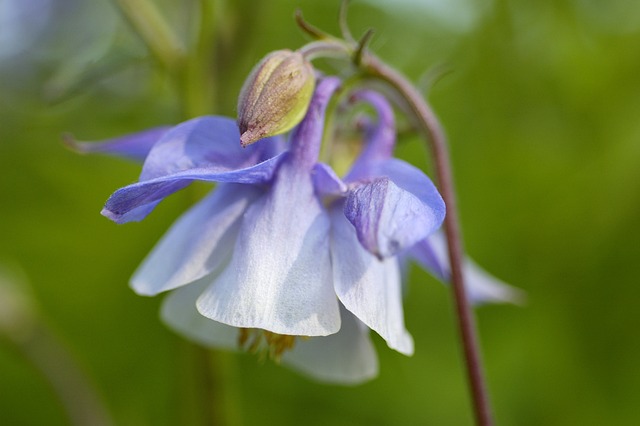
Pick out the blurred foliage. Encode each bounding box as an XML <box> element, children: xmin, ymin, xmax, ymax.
<box><xmin>1</xmin><ymin>0</ymin><xmax>639</xmax><ymax>425</ymax></box>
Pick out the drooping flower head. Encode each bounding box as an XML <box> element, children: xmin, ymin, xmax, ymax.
<box><xmin>72</xmin><ymin>59</ymin><xmax>518</xmax><ymax>384</ymax></box>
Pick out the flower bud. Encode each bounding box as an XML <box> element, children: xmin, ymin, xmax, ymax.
<box><xmin>237</xmin><ymin>49</ymin><xmax>315</xmax><ymax>147</ymax></box>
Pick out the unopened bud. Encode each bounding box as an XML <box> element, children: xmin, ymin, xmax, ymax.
<box><xmin>237</xmin><ymin>50</ymin><xmax>315</xmax><ymax>147</ymax></box>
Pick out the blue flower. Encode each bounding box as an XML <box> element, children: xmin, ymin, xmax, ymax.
<box><xmin>75</xmin><ymin>77</ymin><xmax>517</xmax><ymax>384</ymax></box>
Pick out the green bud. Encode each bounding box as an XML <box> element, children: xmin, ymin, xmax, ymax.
<box><xmin>237</xmin><ymin>49</ymin><xmax>315</xmax><ymax>147</ymax></box>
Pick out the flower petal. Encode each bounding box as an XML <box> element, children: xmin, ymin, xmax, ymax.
<box><xmin>312</xmin><ymin>163</ymin><xmax>347</xmax><ymax>197</ymax></box>
<box><xmin>344</xmin><ymin>91</ymin><xmax>396</xmax><ymax>182</ymax></box>
<box><xmin>345</xmin><ymin>176</ymin><xmax>443</xmax><ymax>259</ymax></box>
<box><xmin>163</xmin><ymin>283</ymin><xmax>378</xmax><ymax>385</ymax></box>
<box><xmin>331</xmin><ymin>208</ymin><xmax>414</xmax><ymax>355</ymax></box>
<box><xmin>64</xmin><ymin>126</ymin><xmax>171</xmax><ymax>162</ymax></box>
<box><xmin>196</xmin><ymin>162</ymin><xmax>341</xmax><ymax>336</ymax></box>
<box><xmin>130</xmin><ymin>184</ymin><xmax>262</xmax><ymax>296</ymax></box>
<box><xmin>406</xmin><ymin>238</ymin><xmax>448</xmax><ymax>280</ymax></box>
<box><xmin>140</xmin><ymin>116</ymin><xmax>274</xmax><ymax>180</ymax></box>
<box><xmin>288</xmin><ymin>77</ymin><xmax>341</xmax><ymax>169</ymax></box>
<box><xmin>282</xmin><ymin>306</ymin><xmax>378</xmax><ymax>385</ymax></box>
<box><xmin>101</xmin><ymin>181</ymin><xmax>188</xmax><ymax>224</ymax></box>
<box><xmin>101</xmin><ymin>153</ymin><xmax>285</xmax><ymax>223</ymax></box>
<box><xmin>410</xmin><ymin>232</ymin><xmax>524</xmax><ymax>304</ymax></box>
<box><xmin>372</xmin><ymin>159</ymin><xmax>446</xmax><ymax>218</ymax></box>
<box><xmin>100</xmin><ymin>116</ymin><xmax>285</xmax><ymax>224</ymax></box>
<box><xmin>161</xmin><ymin>279</ymin><xmax>238</xmax><ymax>349</ymax></box>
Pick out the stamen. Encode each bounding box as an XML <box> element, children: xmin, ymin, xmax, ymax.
<box><xmin>237</xmin><ymin>328</ymin><xmax>300</xmax><ymax>362</ymax></box>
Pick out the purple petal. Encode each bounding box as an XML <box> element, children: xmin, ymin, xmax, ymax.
<box><xmin>140</xmin><ymin>116</ymin><xmax>276</xmax><ymax>181</ymax></box>
<box><xmin>101</xmin><ymin>153</ymin><xmax>286</xmax><ymax>223</ymax></box>
<box><xmin>259</xmin><ymin>134</ymin><xmax>288</xmax><ymax>159</ymax></box>
<box><xmin>64</xmin><ymin>126</ymin><xmax>171</xmax><ymax>162</ymax></box>
<box><xmin>196</xmin><ymin>161</ymin><xmax>340</xmax><ymax>336</ymax></box>
<box><xmin>101</xmin><ymin>198</ymin><xmax>165</xmax><ymax>224</ymax></box>
<box><xmin>345</xmin><ymin>173</ymin><xmax>445</xmax><ymax>259</ymax></box>
<box><xmin>344</xmin><ymin>91</ymin><xmax>396</xmax><ymax>182</ymax></box>
<box><xmin>372</xmin><ymin>159</ymin><xmax>445</xmax><ymax>212</ymax></box>
<box><xmin>409</xmin><ymin>232</ymin><xmax>525</xmax><ymax>304</ymax></box>
<box><xmin>288</xmin><ymin>77</ymin><xmax>341</xmax><ymax>169</ymax></box>
<box><xmin>406</xmin><ymin>238</ymin><xmax>448</xmax><ymax>280</ymax></box>
<box><xmin>313</xmin><ymin>163</ymin><xmax>347</xmax><ymax>197</ymax></box>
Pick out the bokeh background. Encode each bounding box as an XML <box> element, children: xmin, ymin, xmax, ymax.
<box><xmin>1</xmin><ymin>0</ymin><xmax>639</xmax><ymax>425</ymax></box>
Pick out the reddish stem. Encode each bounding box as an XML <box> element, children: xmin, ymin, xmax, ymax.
<box><xmin>364</xmin><ymin>54</ymin><xmax>494</xmax><ymax>426</ymax></box>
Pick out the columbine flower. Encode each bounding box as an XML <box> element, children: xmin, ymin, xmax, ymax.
<box><xmin>73</xmin><ymin>76</ymin><xmax>517</xmax><ymax>384</ymax></box>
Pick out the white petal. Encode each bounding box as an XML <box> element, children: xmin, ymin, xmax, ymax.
<box><xmin>161</xmin><ymin>278</ymin><xmax>238</xmax><ymax>348</ymax></box>
<box><xmin>331</xmin><ymin>208</ymin><xmax>414</xmax><ymax>355</ymax></box>
<box><xmin>282</xmin><ymin>306</ymin><xmax>378</xmax><ymax>385</ymax></box>
<box><xmin>196</xmin><ymin>163</ymin><xmax>341</xmax><ymax>336</ymax></box>
<box><xmin>131</xmin><ymin>184</ymin><xmax>261</xmax><ymax>296</ymax></box>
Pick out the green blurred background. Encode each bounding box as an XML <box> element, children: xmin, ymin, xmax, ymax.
<box><xmin>1</xmin><ymin>0</ymin><xmax>639</xmax><ymax>425</ymax></box>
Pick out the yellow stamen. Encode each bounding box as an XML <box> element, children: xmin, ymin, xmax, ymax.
<box><xmin>237</xmin><ymin>328</ymin><xmax>300</xmax><ymax>362</ymax></box>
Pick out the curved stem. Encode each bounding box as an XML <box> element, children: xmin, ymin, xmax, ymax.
<box><xmin>297</xmin><ymin>37</ymin><xmax>494</xmax><ymax>423</ymax></box>
<box><xmin>338</xmin><ymin>0</ymin><xmax>356</xmax><ymax>44</ymax></box>
<box><xmin>298</xmin><ymin>40</ymin><xmax>351</xmax><ymax>61</ymax></box>
<box><xmin>362</xmin><ymin>54</ymin><xmax>494</xmax><ymax>426</ymax></box>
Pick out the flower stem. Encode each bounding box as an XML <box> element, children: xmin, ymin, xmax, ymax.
<box><xmin>299</xmin><ymin>36</ymin><xmax>494</xmax><ymax>422</ymax></box>
<box><xmin>362</xmin><ymin>55</ymin><xmax>494</xmax><ymax>426</ymax></box>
